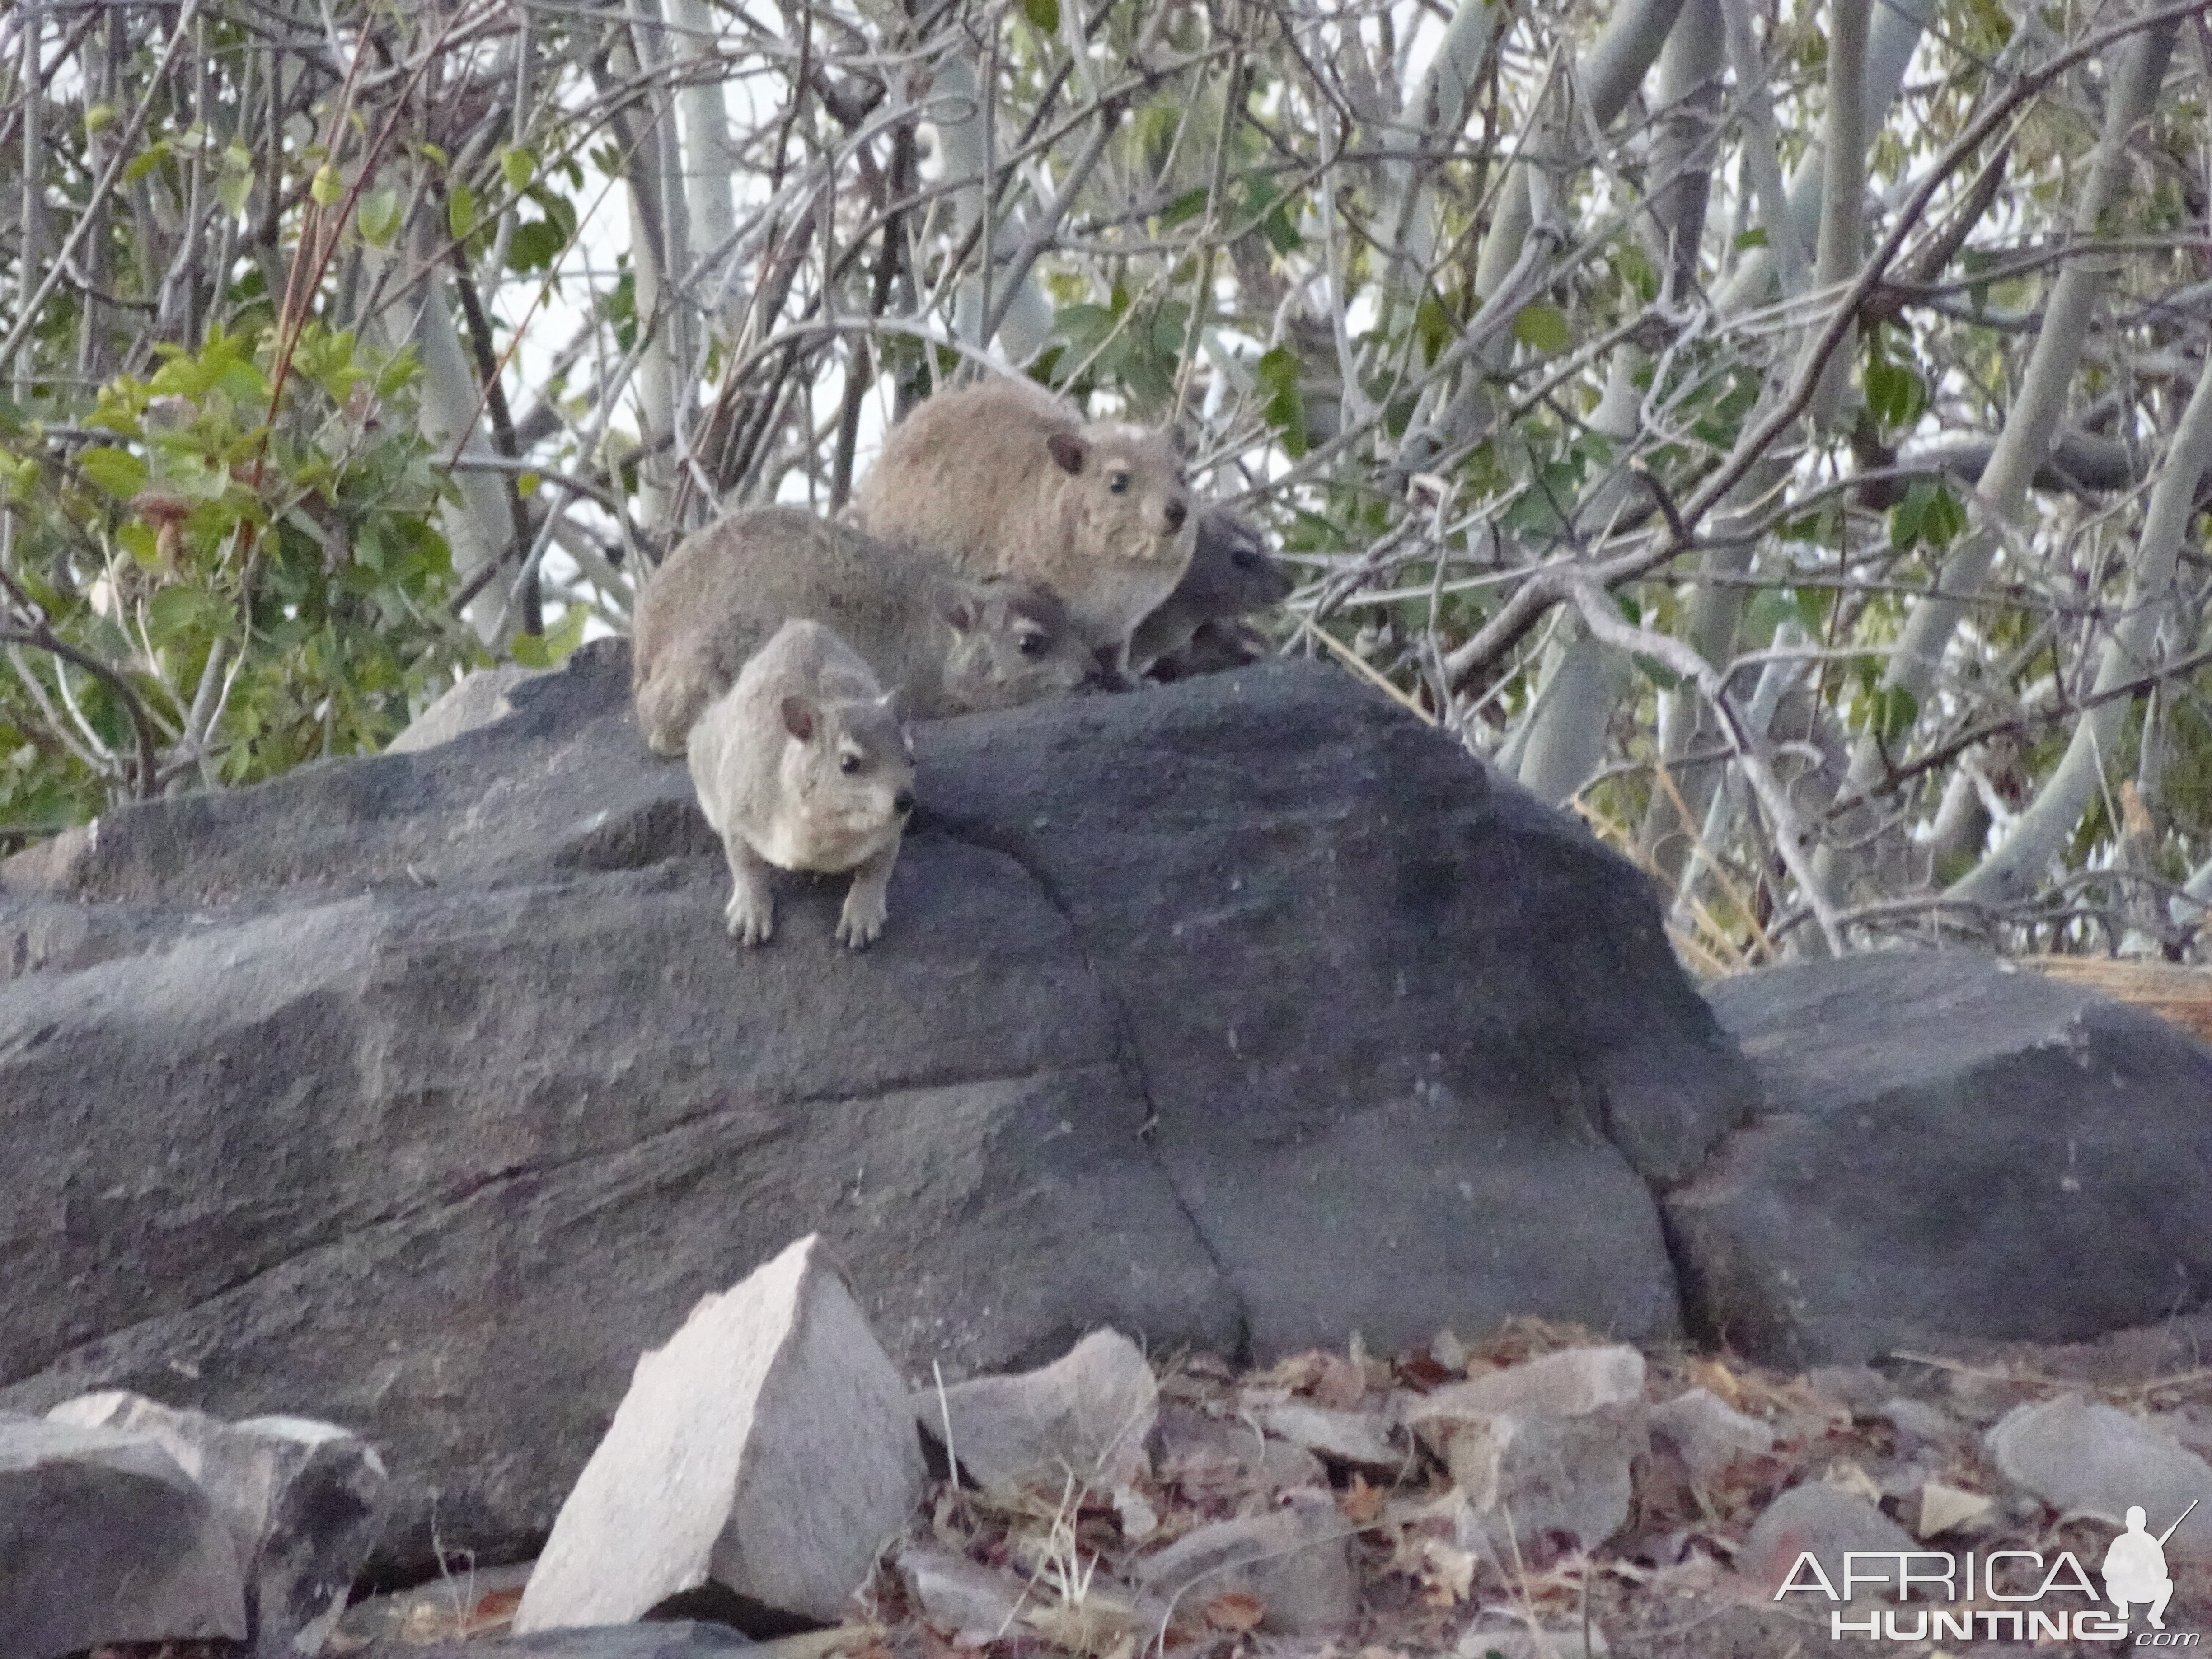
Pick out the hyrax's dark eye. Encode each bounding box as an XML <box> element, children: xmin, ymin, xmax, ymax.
<box><xmin>1232</xmin><ymin>548</ymin><xmax>1261</xmax><ymax>569</ymax></box>
<box><xmin>1108</xmin><ymin>470</ymin><xmax>1131</xmax><ymax>493</ymax></box>
<box><xmin>839</xmin><ymin>753</ymin><xmax>863</xmax><ymax>775</ymax></box>
<box><xmin>1017</xmin><ymin>629</ymin><xmax>1049</xmax><ymax>657</ymax></box>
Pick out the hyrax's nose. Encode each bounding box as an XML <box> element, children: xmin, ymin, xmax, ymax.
<box><xmin>894</xmin><ymin>787</ymin><xmax>916</xmax><ymax>815</ymax></box>
<box><xmin>1164</xmin><ymin>499</ymin><xmax>1187</xmax><ymax>532</ymax></box>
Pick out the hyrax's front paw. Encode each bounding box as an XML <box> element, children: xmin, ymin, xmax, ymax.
<box><xmin>835</xmin><ymin>884</ymin><xmax>889</xmax><ymax>950</ymax></box>
<box><xmin>725</xmin><ymin>890</ymin><xmax>774</xmax><ymax>946</ymax></box>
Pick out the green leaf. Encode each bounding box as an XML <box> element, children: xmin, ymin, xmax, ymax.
<box><xmin>510</xmin><ymin>603</ymin><xmax>588</xmax><ymax>668</ymax></box>
<box><xmin>1733</xmin><ymin>227</ymin><xmax>1770</xmax><ymax>250</ymax></box>
<box><xmin>447</xmin><ymin>181</ymin><xmax>478</xmax><ymax>242</ymax></box>
<box><xmin>145</xmin><ymin>585</ymin><xmax>215</xmax><ymax>644</ymax></box>
<box><xmin>1022</xmin><ymin>0</ymin><xmax>1059</xmax><ymax>30</ymax></box>
<box><xmin>507</xmin><ymin>219</ymin><xmax>566</xmax><ymax>272</ymax></box>
<box><xmin>1512</xmin><ymin>303</ymin><xmax>1572</xmax><ymax>355</ymax></box>
<box><xmin>499</xmin><ymin>145</ymin><xmax>538</xmax><ymax>193</ymax></box>
<box><xmin>1867</xmin><ymin>684</ymin><xmax>1918</xmax><ymax>745</ymax></box>
<box><xmin>77</xmin><ymin>446</ymin><xmax>148</xmax><ymax>499</ymax></box>
<box><xmin>1921</xmin><ymin>484</ymin><xmax>1967</xmax><ymax>548</ymax></box>
<box><xmin>1160</xmin><ymin>188</ymin><xmax>1208</xmax><ymax>228</ymax></box>
<box><xmin>124</xmin><ymin>141</ymin><xmax>170</xmax><ymax>186</ymax></box>
<box><xmin>1864</xmin><ymin>356</ymin><xmax>1925</xmax><ymax>428</ymax></box>
<box><xmin>357</xmin><ymin>188</ymin><xmax>402</xmax><ymax>248</ymax></box>
<box><xmin>215</xmin><ymin>150</ymin><xmax>255</xmax><ymax>217</ymax></box>
<box><xmin>310</xmin><ymin>164</ymin><xmax>344</xmax><ymax>208</ymax></box>
<box><xmin>1255</xmin><ymin>345</ymin><xmax>1307</xmax><ymax>457</ymax></box>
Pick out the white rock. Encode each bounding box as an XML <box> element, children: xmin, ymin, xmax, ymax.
<box><xmin>1649</xmin><ymin>1388</ymin><xmax>1775</xmax><ymax>1483</ymax></box>
<box><xmin>515</xmin><ymin>1235</ymin><xmax>928</xmax><ymax>1630</ymax></box>
<box><xmin>1986</xmin><ymin>1394</ymin><xmax>2212</xmax><ymax>1559</ymax></box>
<box><xmin>0</xmin><ymin>1416</ymin><xmax>248</xmax><ymax>1659</ymax></box>
<box><xmin>916</xmin><ymin>1328</ymin><xmax>1157</xmax><ymax>1494</ymax></box>
<box><xmin>1917</xmin><ymin>1481</ymin><xmax>1995</xmax><ymax>1538</ymax></box>
<box><xmin>1133</xmin><ymin>1489</ymin><xmax>1356</xmax><ymax>1635</ymax></box>
<box><xmin>1254</xmin><ymin>1403</ymin><xmax>1406</xmax><ymax>1475</ymax></box>
<box><xmin>47</xmin><ymin>1392</ymin><xmax>387</xmax><ymax>1658</ymax></box>
<box><xmin>1738</xmin><ymin>1481</ymin><xmax>1918</xmax><ymax>1597</ymax></box>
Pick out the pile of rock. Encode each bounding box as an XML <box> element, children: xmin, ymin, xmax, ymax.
<box><xmin>1</xmin><ymin>1393</ymin><xmax>385</xmax><ymax>1658</ymax></box>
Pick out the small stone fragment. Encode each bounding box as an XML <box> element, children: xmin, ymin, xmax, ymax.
<box><xmin>515</xmin><ymin>1235</ymin><xmax>928</xmax><ymax>1631</ymax></box>
<box><xmin>48</xmin><ymin>1390</ymin><xmax>387</xmax><ymax>1658</ymax></box>
<box><xmin>0</xmin><ymin>1416</ymin><xmax>248</xmax><ymax>1659</ymax></box>
<box><xmin>1444</xmin><ymin>1412</ymin><xmax>1641</xmax><ymax>1557</ymax></box>
<box><xmin>1151</xmin><ymin>1405</ymin><xmax>1326</xmax><ymax>1495</ymax></box>
<box><xmin>916</xmin><ymin>1328</ymin><xmax>1157</xmax><ymax>1493</ymax></box>
<box><xmin>1406</xmin><ymin>1348</ymin><xmax>1647</xmax><ymax>1556</ymax></box>
<box><xmin>1985</xmin><ymin>1393</ymin><xmax>2212</xmax><ymax>1558</ymax></box>
<box><xmin>1739</xmin><ymin>1481</ymin><xmax>1918</xmax><ymax>1597</ymax></box>
<box><xmin>1649</xmin><ymin>1388</ymin><xmax>1775</xmax><ymax>1483</ymax></box>
<box><xmin>1408</xmin><ymin>1347</ymin><xmax>1645</xmax><ymax>1424</ymax></box>
<box><xmin>1872</xmin><ymin>1397</ymin><xmax>1955</xmax><ymax>1449</ymax></box>
<box><xmin>1917</xmin><ymin>1481</ymin><xmax>1995</xmax><ymax>1538</ymax></box>
<box><xmin>1254</xmin><ymin>1403</ymin><xmax>1406</xmax><ymax>1476</ymax></box>
<box><xmin>1133</xmin><ymin>1489</ymin><xmax>1356</xmax><ymax>1635</ymax></box>
<box><xmin>897</xmin><ymin>1548</ymin><xmax>1028</xmax><ymax>1644</ymax></box>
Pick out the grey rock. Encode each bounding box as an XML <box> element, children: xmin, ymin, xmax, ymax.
<box><xmin>897</xmin><ymin>1548</ymin><xmax>1030</xmax><ymax>1642</ymax></box>
<box><xmin>1457</xmin><ymin>1625</ymin><xmax>1610</xmax><ymax>1659</ymax></box>
<box><xmin>1985</xmin><ymin>1393</ymin><xmax>2212</xmax><ymax>1559</ymax></box>
<box><xmin>377</xmin><ymin>1622</ymin><xmax>752</xmax><ymax>1658</ymax></box>
<box><xmin>0</xmin><ymin>646</ymin><xmax>1755</xmax><ymax>1575</ymax></box>
<box><xmin>1252</xmin><ymin>1403</ymin><xmax>1406</xmax><ymax>1476</ymax></box>
<box><xmin>0</xmin><ymin>1416</ymin><xmax>248</xmax><ymax>1658</ymax></box>
<box><xmin>1738</xmin><ymin>1481</ymin><xmax>1918</xmax><ymax>1597</ymax></box>
<box><xmin>1649</xmin><ymin>1388</ymin><xmax>1775</xmax><ymax>1482</ymax></box>
<box><xmin>386</xmin><ymin>665</ymin><xmax>543</xmax><ymax>755</ymax></box>
<box><xmin>1681</xmin><ymin>953</ymin><xmax>2212</xmax><ymax>1365</ymax></box>
<box><xmin>46</xmin><ymin>1391</ymin><xmax>386</xmax><ymax>1657</ymax></box>
<box><xmin>1873</xmin><ymin>1397</ymin><xmax>1957</xmax><ymax>1449</ymax></box>
<box><xmin>917</xmin><ymin>1328</ymin><xmax>1156</xmax><ymax>1493</ymax></box>
<box><xmin>1443</xmin><ymin>1411</ymin><xmax>1643</xmax><ymax>1557</ymax></box>
<box><xmin>1133</xmin><ymin>1490</ymin><xmax>1357</xmax><ymax>1635</ymax></box>
<box><xmin>1406</xmin><ymin>1347</ymin><xmax>1646</xmax><ymax>1425</ymax></box>
<box><xmin>515</xmin><ymin>1236</ymin><xmax>927</xmax><ymax>1630</ymax></box>
<box><xmin>1151</xmin><ymin>1405</ymin><xmax>1327</xmax><ymax>1493</ymax></box>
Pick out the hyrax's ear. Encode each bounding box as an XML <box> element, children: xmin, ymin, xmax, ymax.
<box><xmin>780</xmin><ymin>695</ymin><xmax>819</xmax><ymax>741</ymax></box>
<box><xmin>1046</xmin><ymin>431</ymin><xmax>1087</xmax><ymax>475</ymax></box>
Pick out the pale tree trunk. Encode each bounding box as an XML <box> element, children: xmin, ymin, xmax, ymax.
<box><xmin>1805</xmin><ymin>0</ymin><xmax>1868</xmax><ymax>427</ymax></box>
<box><xmin>1950</xmin><ymin>356</ymin><xmax>2212</xmax><ymax>904</ymax></box>
<box><xmin>1511</xmin><ymin>0</ymin><xmax>1718</xmax><ymax>809</ymax></box>
<box><xmin>669</xmin><ymin>0</ymin><xmax>740</xmax><ymax>327</ymax></box>
<box><xmin>1820</xmin><ymin>21</ymin><xmax>2179</xmax><ymax>900</ymax></box>
<box><xmin>1373</xmin><ymin>0</ymin><xmax>1504</xmax><ymax>332</ymax></box>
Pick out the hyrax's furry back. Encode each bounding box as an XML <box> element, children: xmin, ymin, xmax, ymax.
<box><xmin>1128</xmin><ymin>508</ymin><xmax>1293</xmax><ymax>675</ymax></box>
<box><xmin>687</xmin><ymin>619</ymin><xmax>915</xmax><ymax>950</ymax></box>
<box><xmin>632</xmin><ymin>505</ymin><xmax>1098</xmax><ymax>755</ymax></box>
<box><xmin>848</xmin><ymin>379</ymin><xmax>1197</xmax><ymax>663</ymax></box>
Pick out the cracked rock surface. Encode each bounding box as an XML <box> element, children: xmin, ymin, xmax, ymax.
<box><xmin>0</xmin><ymin>645</ymin><xmax>1755</xmax><ymax>1579</ymax></box>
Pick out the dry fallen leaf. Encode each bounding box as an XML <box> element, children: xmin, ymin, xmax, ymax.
<box><xmin>1341</xmin><ymin>1472</ymin><xmax>1388</xmax><ymax>1526</ymax></box>
<box><xmin>1418</xmin><ymin>1538</ymin><xmax>1477</xmax><ymax>1605</ymax></box>
<box><xmin>1204</xmin><ymin>1590</ymin><xmax>1267</xmax><ymax>1631</ymax></box>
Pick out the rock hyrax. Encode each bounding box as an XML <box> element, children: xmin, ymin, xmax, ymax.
<box><xmin>1128</xmin><ymin>508</ymin><xmax>1293</xmax><ymax>675</ymax></box>
<box><xmin>687</xmin><ymin>619</ymin><xmax>915</xmax><ymax>950</ymax></box>
<box><xmin>633</xmin><ymin>504</ymin><xmax>1099</xmax><ymax>756</ymax></box>
<box><xmin>848</xmin><ymin>379</ymin><xmax>1197</xmax><ymax>665</ymax></box>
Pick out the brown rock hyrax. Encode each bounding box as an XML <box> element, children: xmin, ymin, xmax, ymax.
<box><xmin>633</xmin><ymin>505</ymin><xmax>1098</xmax><ymax>756</ymax></box>
<box><xmin>687</xmin><ymin>619</ymin><xmax>915</xmax><ymax>949</ymax></box>
<box><xmin>848</xmin><ymin>379</ymin><xmax>1197</xmax><ymax>666</ymax></box>
<box><xmin>1127</xmin><ymin>508</ymin><xmax>1293</xmax><ymax>675</ymax></box>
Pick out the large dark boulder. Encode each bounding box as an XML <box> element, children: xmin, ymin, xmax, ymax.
<box><xmin>0</xmin><ymin>644</ymin><xmax>1756</xmax><ymax>1576</ymax></box>
<box><xmin>1677</xmin><ymin>953</ymin><xmax>2212</xmax><ymax>1366</ymax></box>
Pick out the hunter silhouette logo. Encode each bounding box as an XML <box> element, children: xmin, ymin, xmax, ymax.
<box><xmin>2105</xmin><ymin>1500</ymin><xmax>2195</xmax><ymax>1631</ymax></box>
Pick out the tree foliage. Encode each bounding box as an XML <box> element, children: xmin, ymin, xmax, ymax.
<box><xmin>3</xmin><ymin>0</ymin><xmax>2209</xmax><ymax>962</ymax></box>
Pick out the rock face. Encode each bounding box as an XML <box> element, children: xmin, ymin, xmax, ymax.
<box><xmin>516</xmin><ymin>1236</ymin><xmax>926</xmax><ymax>1630</ymax></box>
<box><xmin>0</xmin><ymin>1415</ymin><xmax>249</xmax><ymax>1658</ymax></box>
<box><xmin>1680</xmin><ymin>954</ymin><xmax>2212</xmax><ymax>1365</ymax></box>
<box><xmin>0</xmin><ymin>644</ymin><xmax>1756</xmax><ymax>1575</ymax></box>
